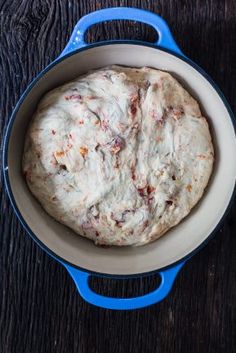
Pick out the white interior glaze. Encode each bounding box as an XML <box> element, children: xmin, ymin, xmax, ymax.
<box><xmin>6</xmin><ymin>44</ymin><xmax>236</xmax><ymax>275</ymax></box>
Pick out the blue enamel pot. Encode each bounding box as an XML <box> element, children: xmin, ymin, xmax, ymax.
<box><xmin>3</xmin><ymin>7</ymin><xmax>236</xmax><ymax>310</ymax></box>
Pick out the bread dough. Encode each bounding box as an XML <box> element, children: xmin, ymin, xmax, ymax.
<box><xmin>23</xmin><ymin>66</ymin><xmax>214</xmax><ymax>246</ymax></box>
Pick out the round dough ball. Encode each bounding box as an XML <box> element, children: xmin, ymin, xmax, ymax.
<box><xmin>23</xmin><ymin>66</ymin><xmax>214</xmax><ymax>246</ymax></box>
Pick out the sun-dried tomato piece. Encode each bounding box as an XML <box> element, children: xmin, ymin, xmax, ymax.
<box><xmin>65</xmin><ymin>94</ymin><xmax>82</xmax><ymax>101</ymax></box>
<box><xmin>55</xmin><ymin>151</ymin><xmax>65</xmax><ymax>157</ymax></box>
<box><xmin>109</xmin><ymin>136</ymin><xmax>125</xmax><ymax>154</ymax></box>
<box><xmin>79</xmin><ymin>146</ymin><xmax>88</xmax><ymax>157</ymax></box>
<box><xmin>186</xmin><ymin>184</ymin><xmax>192</xmax><ymax>192</ymax></box>
<box><xmin>147</xmin><ymin>185</ymin><xmax>155</xmax><ymax>194</ymax></box>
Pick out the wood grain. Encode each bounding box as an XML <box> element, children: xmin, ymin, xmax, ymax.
<box><xmin>0</xmin><ymin>1</ymin><xmax>235</xmax><ymax>352</ymax></box>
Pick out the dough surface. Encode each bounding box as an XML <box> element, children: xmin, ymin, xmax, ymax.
<box><xmin>23</xmin><ymin>66</ymin><xmax>214</xmax><ymax>246</ymax></box>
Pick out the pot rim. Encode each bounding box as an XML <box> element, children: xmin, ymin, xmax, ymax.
<box><xmin>3</xmin><ymin>40</ymin><xmax>236</xmax><ymax>278</ymax></box>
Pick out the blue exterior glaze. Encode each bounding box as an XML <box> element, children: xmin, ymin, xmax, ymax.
<box><xmin>2</xmin><ymin>7</ymin><xmax>235</xmax><ymax>310</ymax></box>
<box><xmin>65</xmin><ymin>262</ymin><xmax>185</xmax><ymax>310</ymax></box>
<box><xmin>60</xmin><ymin>7</ymin><xmax>183</xmax><ymax>56</ymax></box>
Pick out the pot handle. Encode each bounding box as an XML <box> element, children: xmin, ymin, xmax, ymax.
<box><xmin>64</xmin><ymin>262</ymin><xmax>185</xmax><ymax>310</ymax></box>
<box><xmin>60</xmin><ymin>7</ymin><xmax>183</xmax><ymax>57</ymax></box>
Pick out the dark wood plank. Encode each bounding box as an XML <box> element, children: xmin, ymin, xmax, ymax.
<box><xmin>0</xmin><ymin>1</ymin><xmax>235</xmax><ymax>352</ymax></box>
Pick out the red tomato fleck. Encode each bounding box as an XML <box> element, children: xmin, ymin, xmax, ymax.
<box><xmin>55</xmin><ymin>151</ymin><xmax>65</xmax><ymax>157</ymax></box>
<box><xmin>65</xmin><ymin>94</ymin><xmax>82</xmax><ymax>101</ymax></box>
<box><xmin>101</xmin><ymin>119</ymin><xmax>109</xmax><ymax>131</ymax></box>
<box><xmin>137</xmin><ymin>187</ymin><xmax>146</xmax><ymax>197</ymax></box>
<box><xmin>142</xmin><ymin>220</ymin><xmax>149</xmax><ymax>230</ymax></box>
<box><xmin>23</xmin><ymin>170</ymin><xmax>32</xmax><ymax>182</ymax></box>
<box><xmin>197</xmin><ymin>154</ymin><xmax>206</xmax><ymax>159</ymax></box>
<box><xmin>130</xmin><ymin>104</ymin><xmax>137</xmax><ymax>116</ymax></box>
<box><xmin>110</xmin><ymin>136</ymin><xmax>124</xmax><ymax>154</ymax></box>
<box><xmin>79</xmin><ymin>146</ymin><xmax>88</xmax><ymax>157</ymax></box>
<box><xmin>147</xmin><ymin>185</ymin><xmax>155</xmax><ymax>194</ymax></box>
<box><xmin>114</xmin><ymin>155</ymin><xmax>120</xmax><ymax>168</ymax></box>
<box><xmin>131</xmin><ymin>166</ymin><xmax>136</xmax><ymax>180</ymax></box>
<box><xmin>129</xmin><ymin>95</ymin><xmax>139</xmax><ymax>117</ymax></box>
<box><xmin>186</xmin><ymin>184</ymin><xmax>192</xmax><ymax>192</ymax></box>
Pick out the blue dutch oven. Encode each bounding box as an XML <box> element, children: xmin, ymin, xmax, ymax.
<box><xmin>3</xmin><ymin>7</ymin><xmax>236</xmax><ymax>310</ymax></box>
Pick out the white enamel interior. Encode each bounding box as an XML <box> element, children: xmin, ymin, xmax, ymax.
<box><xmin>6</xmin><ymin>44</ymin><xmax>236</xmax><ymax>275</ymax></box>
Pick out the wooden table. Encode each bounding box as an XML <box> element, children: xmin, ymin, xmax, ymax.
<box><xmin>0</xmin><ymin>1</ymin><xmax>235</xmax><ymax>352</ymax></box>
